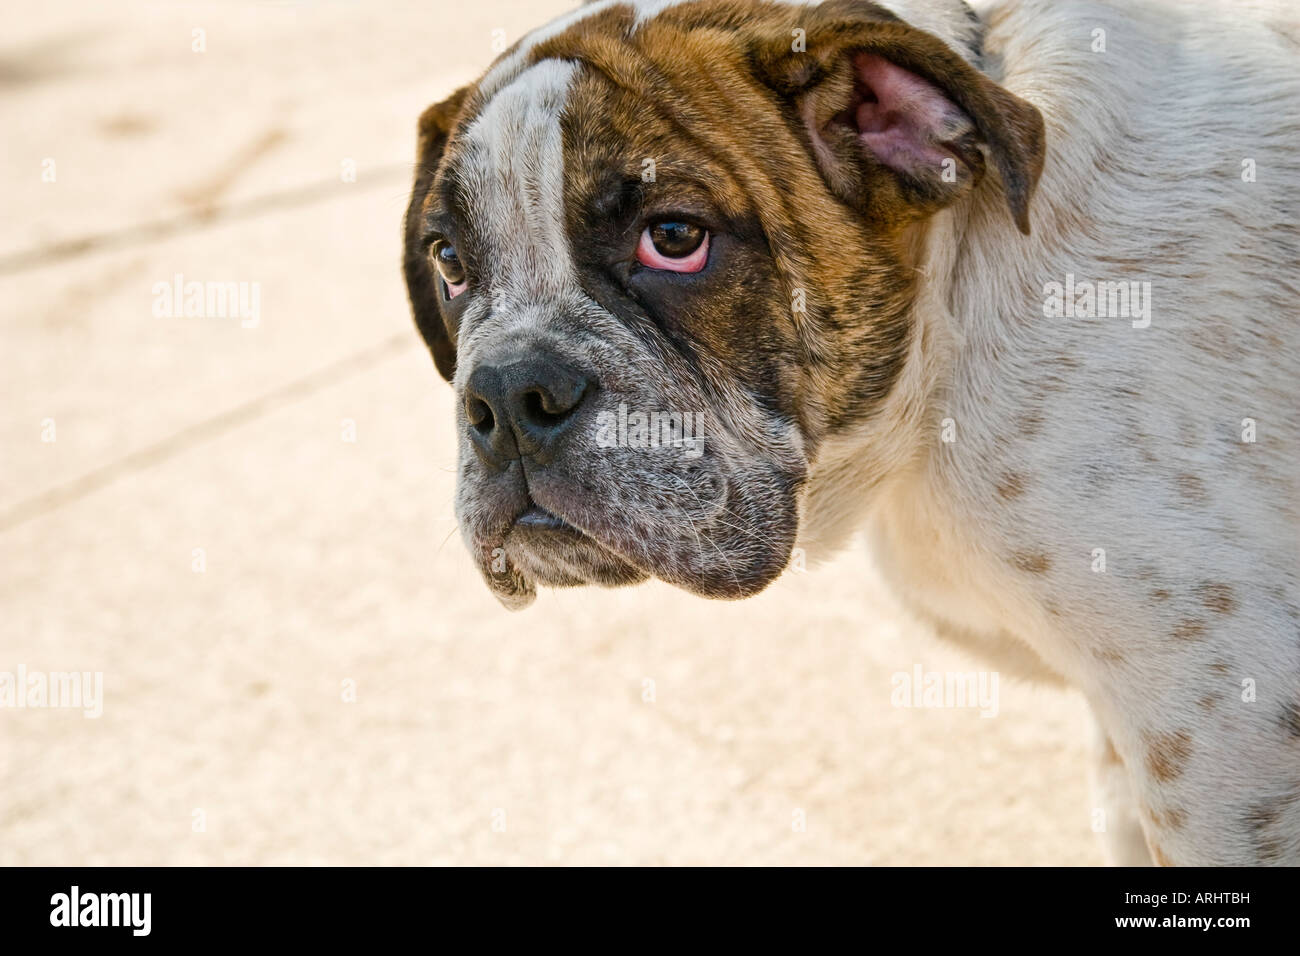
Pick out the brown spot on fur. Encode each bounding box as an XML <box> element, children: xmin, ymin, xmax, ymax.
<box><xmin>1145</xmin><ymin>730</ymin><xmax>1192</xmax><ymax>782</ymax></box>
<box><xmin>1020</xmin><ymin>410</ymin><xmax>1045</xmax><ymax>437</ymax></box>
<box><xmin>1171</xmin><ymin>618</ymin><xmax>1207</xmax><ymax>641</ymax></box>
<box><xmin>1151</xmin><ymin>588</ymin><xmax>1171</xmax><ymax>601</ymax></box>
<box><xmin>1196</xmin><ymin>582</ymin><xmax>1237</xmax><ymax>615</ymax></box>
<box><xmin>1197</xmin><ymin>693</ymin><xmax>1222</xmax><ymax>712</ymax></box>
<box><xmin>1209</xmin><ymin>660</ymin><xmax>1231</xmax><ymax>675</ymax></box>
<box><xmin>1243</xmin><ymin>789</ymin><xmax>1300</xmax><ymax>863</ymax></box>
<box><xmin>1010</xmin><ymin>551</ymin><xmax>1051</xmax><ymax>574</ymax></box>
<box><xmin>1175</xmin><ymin>473</ymin><xmax>1208</xmax><ymax>503</ymax></box>
<box><xmin>1101</xmin><ymin>737</ymin><xmax>1122</xmax><ymax>767</ymax></box>
<box><xmin>996</xmin><ymin>472</ymin><xmax>1026</xmax><ymax>500</ymax></box>
<box><xmin>1147</xmin><ymin>806</ymin><xmax>1187</xmax><ymax>831</ymax></box>
<box><xmin>1150</xmin><ymin>843</ymin><xmax>1173</xmax><ymax>866</ymax></box>
<box><xmin>1092</xmin><ymin>645</ymin><xmax>1126</xmax><ymax>663</ymax></box>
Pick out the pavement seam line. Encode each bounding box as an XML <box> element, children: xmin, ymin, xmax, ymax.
<box><xmin>1</xmin><ymin>332</ymin><xmax>420</xmax><ymax>533</ymax></box>
<box><xmin>0</xmin><ymin>164</ymin><xmax>412</xmax><ymax>278</ymax></box>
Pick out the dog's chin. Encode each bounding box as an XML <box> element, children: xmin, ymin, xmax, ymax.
<box><xmin>467</xmin><ymin>505</ymin><xmax>648</xmax><ymax>610</ymax></box>
<box><xmin>506</xmin><ymin>512</ymin><xmax>650</xmax><ymax>590</ymax></box>
<box><xmin>466</xmin><ymin>498</ymin><xmax>794</xmax><ymax>611</ymax></box>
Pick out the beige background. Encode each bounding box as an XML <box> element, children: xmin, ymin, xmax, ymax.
<box><xmin>0</xmin><ymin>0</ymin><xmax>1100</xmax><ymax>865</ymax></box>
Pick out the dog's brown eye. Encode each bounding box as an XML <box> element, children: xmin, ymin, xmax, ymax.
<box><xmin>649</xmin><ymin>221</ymin><xmax>705</xmax><ymax>258</ymax></box>
<box><xmin>432</xmin><ymin>240</ymin><xmax>467</xmax><ymax>296</ymax></box>
<box><xmin>638</xmin><ymin>221</ymin><xmax>710</xmax><ymax>273</ymax></box>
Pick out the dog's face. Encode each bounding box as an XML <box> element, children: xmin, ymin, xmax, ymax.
<box><xmin>404</xmin><ymin>0</ymin><xmax>1044</xmax><ymax>608</ymax></box>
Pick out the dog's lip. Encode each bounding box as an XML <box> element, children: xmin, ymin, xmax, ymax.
<box><xmin>513</xmin><ymin>503</ymin><xmax>574</xmax><ymax>532</ymax></box>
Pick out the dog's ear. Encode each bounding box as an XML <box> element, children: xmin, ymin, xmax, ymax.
<box><xmin>403</xmin><ymin>87</ymin><xmax>470</xmax><ymax>382</ymax></box>
<box><xmin>751</xmin><ymin>3</ymin><xmax>1045</xmax><ymax>234</ymax></box>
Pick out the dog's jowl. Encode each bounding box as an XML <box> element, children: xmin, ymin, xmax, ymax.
<box><xmin>403</xmin><ymin>0</ymin><xmax>1300</xmax><ymax>865</ymax></box>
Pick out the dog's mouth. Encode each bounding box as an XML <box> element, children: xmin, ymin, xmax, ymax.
<box><xmin>462</xmin><ymin>458</ymin><xmax>799</xmax><ymax>611</ymax></box>
<box><xmin>471</xmin><ymin>496</ymin><xmax>649</xmax><ymax>609</ymax></box>
<box><xmin>455</xmin><ymin>404</ymin><xmax>804</xmax><ymax>611</ymax></box>
<box><xmin>512</xmin><ymin>502</ymin><xmax>574</xmax><ymax>533</ymax></box>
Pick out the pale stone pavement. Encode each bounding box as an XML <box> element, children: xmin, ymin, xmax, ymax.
<box><xmin>0</xmin><ymin>0</ymin><xmax>1100</xmax><ymax>865</ymax></box>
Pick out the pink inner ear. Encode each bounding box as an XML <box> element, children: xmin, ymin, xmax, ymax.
<box><xmin>850</xmin><ymin>52</ymin><xmax>969</xmax><ymax>175</ymax></box>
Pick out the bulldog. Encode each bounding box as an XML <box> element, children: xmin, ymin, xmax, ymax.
<box><xmin>403</xmin><ymin>0</ymin><xmax>1300</xmax><ymax>865</ymax></box>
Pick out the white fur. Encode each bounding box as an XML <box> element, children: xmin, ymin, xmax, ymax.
<box><xmin>829</xmin><ymin>0</ymin><xmax>1300</xmax><ymax>865</ymax></box>
<box><xmin>454</xmin><ymin>59</ymin><xmax>588</xmax><ymax>376</ymax></box>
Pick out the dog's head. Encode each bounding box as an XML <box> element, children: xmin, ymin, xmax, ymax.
<box><xmin>403</xmin><ymin>0</ymin><xmax>1044</xmax><ymax>609</ymax></box>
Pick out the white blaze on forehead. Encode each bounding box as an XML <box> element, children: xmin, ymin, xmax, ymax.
<box><xmin>458</xmin><ymin>58</ymin><xmax>583</xmax><ymax>321</ymax></box>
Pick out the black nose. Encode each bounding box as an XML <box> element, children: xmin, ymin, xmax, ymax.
<box><xmin>464</xmin><ymin>354</ymin><xmax>594</xmax><ymax>466</ymax></box>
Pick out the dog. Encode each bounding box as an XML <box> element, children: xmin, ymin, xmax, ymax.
<box><xmin>403</xmin><ymin>0</ymin><xmax>1300</xmax><ymax>865</ymax></box>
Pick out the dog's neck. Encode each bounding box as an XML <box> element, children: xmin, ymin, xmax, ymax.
<box><xmin>798</xmin><ymin>0</ymin><xmax>1119</xmax><ymax>556</ymax></box>
<box><xmin>791</xmin><ymin>0</ymin><xmax>1029</xmax><ymax>559</ymax></box>
<box><xmin>793</xmin><ymin>204</ymin><xmax>964</xmax><ymax>557</ymax></box>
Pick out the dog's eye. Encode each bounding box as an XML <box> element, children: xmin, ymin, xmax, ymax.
<box><xmin>637</xmin><ymin>221</ymin><xmax>709</xmax><ymax>273</ymax></box>
<box><xmin>432</xmin><ymin>240</ymin><xmax>468</xmax><ymax>299</ymax></box>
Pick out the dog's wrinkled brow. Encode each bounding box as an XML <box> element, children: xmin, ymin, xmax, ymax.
<box><xmin>588</xmin><ymin>174</ymin><xmax>645</xmax><ymax>225</ymax></box>
<box><xmin>422</xmin><ymin>141</ymin><xmax>482</xmax><ymax>239</ymax></box>
<box><xmin>418</xmin><ymin>207</ymin><xmax>456</xmax><ymax>244</ymax></box>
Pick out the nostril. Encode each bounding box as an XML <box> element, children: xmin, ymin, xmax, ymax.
<box><xmin>521</xmin><ymin>388</ymin><xmax>577</xmax><ymax>428</ymax></box>
<box><xmin>466</xmin><ymin>395</ymin><xmax>495</xmax><ymax>433</ymax></box>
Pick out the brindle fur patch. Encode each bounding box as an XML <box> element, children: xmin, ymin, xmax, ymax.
<box><xmin>536</xmin><ymin>0</ymin><xmax>923</xmax><ymax>443</ymax></box>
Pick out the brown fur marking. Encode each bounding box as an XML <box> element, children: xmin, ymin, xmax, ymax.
<box><xmin>1145</xmin><ymin>730</ymin><xmax>1193</xmax><ymax>782</ymax></box>
<box><xmin>996</xmin><ymin>472</ymin><xmax>1026</xmax><ymax>500</ymax></box>
<box><xmin>1010</xmin><ymin>551</ymin><xmax>1052</xmax><ymax>574</ymax></box>
<box><xmin>1196</xmin><ymin>582</ymin><xmax>1238</xmax><ymax>615</ymax></box>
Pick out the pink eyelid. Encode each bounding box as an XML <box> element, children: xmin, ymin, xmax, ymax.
<box><xmin>445</xmin><ymin>278</ymin><xmax>467</xmax><ymax>299</ymax></box>
<box><xmin>635</xmin><ymin>227</ymin><xmax>709</xmax><ymax>273</ymax></box>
